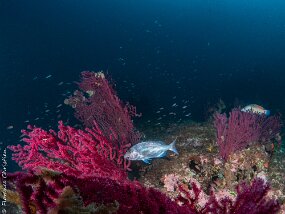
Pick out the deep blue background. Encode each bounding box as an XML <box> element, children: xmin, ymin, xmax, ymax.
<box><xmin>1</xmin><ymin>0</ymin><xmax>285</xmax><ymax>170</ymax></box>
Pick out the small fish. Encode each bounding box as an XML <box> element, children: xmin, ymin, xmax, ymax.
<box><xmin>172</xmin><ymin>103</ymin><xmax>178</xmax><ymax>107</ymax></box>
<box><xmin>241</xmin><ymin>104</ymin><xmax>270</xmax><ymax>116</ymax></box>
<box><xmin>124</xmin><ymin>139</ymin><xmax>178</xmax><ymax>164</ymax></box>
<box><xmin>58</xmin><ymin>81</ymin><xmax>64</xmax><ymax>86</ymax></box>
<box><xmin>6</xmin><ymin>125</ymin><xmax>14</xmax><ymax>130</ymax></box>
<box><xmin>185</xmin><ymin>113</ymin><xmax>191</xmax><ymax>117</ymax></box>
<box><xmin>45</xmin><ymin>74</ymin><xmax>52</xmax><ymax>79</ymax></box>
<box><xmin>182</xmin><ymin>106</ymin><xmax>187</xmax><ymax>109</ymax></box>
<box><xmin>56</xmin><ymin>104</ymin><xmax>62</xmax><ymax>108</ymax></box>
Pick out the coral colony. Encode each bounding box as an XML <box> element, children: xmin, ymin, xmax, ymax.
<box><xmin>64</xmin><ymin>71</ymin><xmax>141</xmax><ymax>146</ymax></box>
<box><xmin>0</xmin><ymin>71</ymin><xmax>283</xmax><ymax>213</ymax></box>
<box><xmin>214</xmin><ymin>109</ymin><xmax>281</xmax><ymax>160</ymax></box>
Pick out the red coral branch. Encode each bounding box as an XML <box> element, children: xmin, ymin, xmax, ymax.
<box><xmin>8</xmin><ymin>121</ymin><xmax>129</xmax><ymax>179</ymax></box>
<box><xmin>176</xmin><ymin>178</ymin><xmax>280</xmax><ymax>214</ymax></box>
<box><xmin>3</xmin><ymin>171</ymin><xmax>193</xmax><ymax>214</ymax></box>
<box><xmin>64</xmin><ymin>71</ymin><xmax>141</xmax><ymax>147</ymax></box>
<box><xmin>214</xmin><ymin>109</ymin><xmax>281</xmax><ymax>160</ymax></box>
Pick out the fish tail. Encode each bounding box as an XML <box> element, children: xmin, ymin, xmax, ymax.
<box><xmin>265</xmin><ymin>110</ymin><xmax>270</xmax><ymax>116</ymax></box>
<box><xmin>169</xmin><ymin>138</ymin><xmax>179</xmax><ymax>155</ymax></box>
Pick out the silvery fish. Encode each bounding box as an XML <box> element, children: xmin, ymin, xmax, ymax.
<box><xmin>124</xmin><ymin>139</ymin><xmax>178</xmax><ymax>164</ymax></box>
<box><xmin>241</xmin><ymin>104</ymin><xmax>270</xmax><ymax>116</ymax></box>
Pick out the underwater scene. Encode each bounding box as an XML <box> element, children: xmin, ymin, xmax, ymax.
<box><xmin>1</xmin><ymin>0</ymin><xmax>285</xmax><ymax>213</ymax></box>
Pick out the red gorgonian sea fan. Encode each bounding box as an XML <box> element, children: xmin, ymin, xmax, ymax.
<box><xmin>3</xmin><ymin>171</ymin><xmax>280</xmax><ymax>214</ymax></box>
<box><xmin>8</xmin><ymin>120</ymin><xmax>132</xmax><ymax>178</ymax></box>
<box><xmin>3</xmin><ymin>170</ymin><xmax>193</xmax><ymax>214</ymax></box>
<box><xmin>177</xmin><ymin>177</ymin><xmax>280</xmax><ymax>214</ymax></box>
<box><xmin>64</xmin><ymin>71</ymin><xmax>141</xmax><ymax>146</ymax></box>
<box><xmin>214</xmin><ymin>109</ymin><xmax>281</xmax><ymax>160</ymax></box>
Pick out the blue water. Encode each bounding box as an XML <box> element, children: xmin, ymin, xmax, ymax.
<box><xmin>1</xmin><ymin>1</ymin><xmax>285</xmax><ymax>170</ymax></box>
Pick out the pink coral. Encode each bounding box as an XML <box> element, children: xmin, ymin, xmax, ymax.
<box><xmin>64</xmin><ymin>71</ymin><xmax>141</xmax><ymax>147</ymax></box>
<box><xmin>177</xmin><ymin>177</ymin><xmax>280</xmax><ymax>213</ymax></box>
<box><xmin>215</xmin><ymin>189</ymin><xmax>235</xmax><ymax>201</ymax></box>
<box><xmin>213</xmin><ymin>158</ymin><xmax>222</xmax><ymax>165</ymax></box>
<box><xmin>3</xmin><ymin>171</ymin><xmax>193</xmax><ymax>214</ymax></box>
<box><xmin>163</xmin><ymin>174</ymin><xmax>180</xmax><ymax>192</ymax></box>
<box><xmin>177</xmin><ymin>178</ymin><xmax>209</xmax><ymax>209</ymax></box>
<box><xmin>8</xmin><ymin>120</ymin><xmax>130</xmax><ymax>180</ymax></box>
<box><xmin>214</xmin><ymin>109</ymin><xmax>281</xmax><ymax>160</ymax></box>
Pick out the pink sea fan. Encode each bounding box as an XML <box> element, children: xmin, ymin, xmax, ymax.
<box><xmin>64</xmin><ymin>71</ymin><xmax>141</xmax><ymax>146</ymax></box>
<box><xmin>177</xmin><ymin>177</ymin><xmax>280</xmax><ymax>213</ymax></box>
<box><xmin>8</xmin><ymin>120</ymin><xmax>130</xmax><ymax>180</ymax></box>
<box><xmin>3</xmin><ymin>171</ymin><xmax>193</xmax><ymax>214</ymax></box>
<box><xmin>214</xmin><ymin>109</ymin><xmax>281</xmax><ymax>160</ymax></box>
